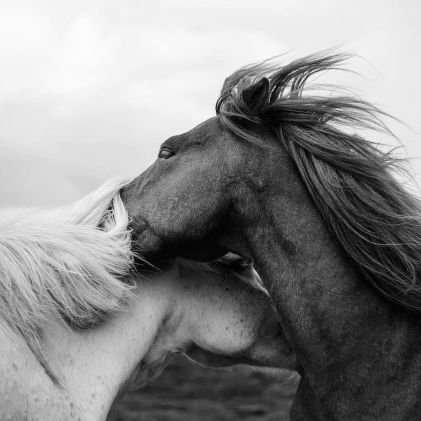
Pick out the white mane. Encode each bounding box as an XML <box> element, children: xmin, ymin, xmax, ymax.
<box><xmin>0</xmin><ymin>178</ymin><xmax>135</xmax><ymax>350</ymax></box>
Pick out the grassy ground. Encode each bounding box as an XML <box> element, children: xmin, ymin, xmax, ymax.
<box><xmin>108</xmin><ymin>355</ymin><xmax>297</xmax><ymax>421</ymax></box>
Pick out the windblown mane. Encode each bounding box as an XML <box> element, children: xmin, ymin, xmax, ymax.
<box><xmin>0</xmin><ymin>178</ymin><xmax>135</xmax><ymax>354</ymax></box>
<box><xmin>216</xmin><ymin>51</ymin><xmax>421</xmax><ymax>315</ymax></box>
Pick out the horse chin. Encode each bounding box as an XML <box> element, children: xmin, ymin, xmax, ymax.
<box><xmin>185</xmin><ymin>346</ymin><xmax>251</xmax><ymax>368</ymax></box>
<box><xmin>185</xmin><ymin>346</ymin><xmax>289</xmax><ymax>370</ymax></box>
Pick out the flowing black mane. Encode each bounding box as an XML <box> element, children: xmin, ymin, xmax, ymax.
<box><xmin>216</xmin><ymin>51</ymin><xmax>421</xmax><ymax>315</ymax></box>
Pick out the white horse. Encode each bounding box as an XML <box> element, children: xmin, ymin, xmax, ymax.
<box><xmin>0</xmin><ymin>179</ymin><xmax>295</xmax><ymax>421</ymax></box>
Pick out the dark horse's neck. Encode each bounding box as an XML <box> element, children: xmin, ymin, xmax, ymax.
<box><xmin>226</xmin><ymin>152</ymin><xmax>421</xmax><ymax>420</ymax></box>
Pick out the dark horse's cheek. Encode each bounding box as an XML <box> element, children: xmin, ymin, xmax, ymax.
<box><xmin>129</xmin><ymin>214</ymin><xmax>227</xmax><ymax>262</ymax></box>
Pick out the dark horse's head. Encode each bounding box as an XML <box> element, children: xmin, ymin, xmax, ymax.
<box><xmin>122</xmin><ymin>115</ymin><xmax>246</xmax><ymax>261</ymax></box>
<box><xmin>122</xmin><ymin>114</ymin><xmax>275</xmax><ymax>261</ymax></box>
<box><xmin>122</xmin><ymin>51</ymin><xmax>421</xmax><ymax>314</ymax></box>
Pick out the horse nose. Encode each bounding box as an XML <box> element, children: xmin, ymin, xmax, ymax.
<box><xmin>120</xmin><ymin>169</ymin><xmax>150</xmax><ymax>209</ymax></box>
<box><xmin>120</xmin><ymin>181</ymin><xmax>138</xmax><ymax>217</ymax></box>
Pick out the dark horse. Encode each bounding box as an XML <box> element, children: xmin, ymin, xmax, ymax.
<box><xmin>122</xmin><ymin>52</ymin><xmax>421</xmax><ymax>420</ymax></box>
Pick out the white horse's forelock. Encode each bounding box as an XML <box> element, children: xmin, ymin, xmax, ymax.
<box><xmin>0</xmin><ymin>177</ymin><xmax>135</xmax><ymax>353</ymax></box>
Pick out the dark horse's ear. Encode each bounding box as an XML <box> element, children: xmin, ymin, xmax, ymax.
<box><xmin>241</xmin><ymin>77</ymin><xmax>270</xmax><ymax>113</ymax></box>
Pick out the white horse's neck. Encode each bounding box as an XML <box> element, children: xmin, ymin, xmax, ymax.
<box><xmin>53</xmin><ymin>270</ymin><xmax>184</xmax><ymax>420</ymax></box>
<box><xmin>1</xmin><ymin>265</ymin><xmax>186</xmax><ymax>421</ymax></box>
<box><xmin>1</xmin><ymin>260</ymin><xmax>291</xmax><ymax>420</ymax></box>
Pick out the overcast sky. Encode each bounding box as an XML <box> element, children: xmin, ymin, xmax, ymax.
<box><xmin>0</xmin><ymin>0</ymin><xmax>420</xmax><ymax>206</ymax></box>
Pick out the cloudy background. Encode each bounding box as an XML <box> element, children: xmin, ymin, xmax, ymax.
<box><xmin>0</xmin><ymin>0</ymin><xmax>420</xmax><ymax>206</ymax></box>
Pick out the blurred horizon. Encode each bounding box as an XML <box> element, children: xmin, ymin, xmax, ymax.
<box><xmin>0</xmin><ymin>0</ymin><xmax>420</xmax><ymax>207</ymax></box>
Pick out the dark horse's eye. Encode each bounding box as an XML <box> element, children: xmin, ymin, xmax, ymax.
<box><xmin>158</xmin><ymin>148</ymin><xmax>174</xmax><ymax>159</ymax></box>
